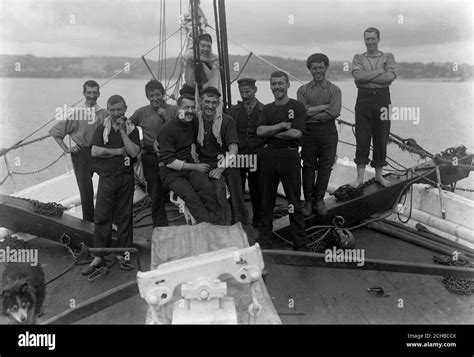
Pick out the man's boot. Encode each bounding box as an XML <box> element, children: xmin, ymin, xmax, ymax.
<box><xmin>302</xmin><ymin>199</ymin><xmax>314</xmax><ymax>217</ymax></box>
<box><xmin>314</xmin><ymin>198</ymin><xmax>328</xmax><ymax>216</ymax></box>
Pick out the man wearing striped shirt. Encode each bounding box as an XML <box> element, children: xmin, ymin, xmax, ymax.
<box><xmin>49</xmin><ymin>80</ymin><xmax>108</xmax><ymax>222</ymax></box>
<box><xmin>297</xmin><ymin>53</ymin><xmax>341</xmax><ymax>217</ymax></box>
<box><xmin>350</xmin><ymin>27</ymin><xmax>397</xmax><ymax>188</ymax></box>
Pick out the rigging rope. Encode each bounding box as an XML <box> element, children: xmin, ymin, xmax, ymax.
<box><xmin>6</xmin><ymin>27</ymin><xmax>181</xmax><ymax>154</ymax></box>
<box><xmin>206</xmin><ymin>24</ymin><xmax>445</xmax><ymax>167</ymax></box>
<box><xmin>231</xmin><ymin>52</ymin><xmax>253</xmax><ymax>84</ymax></box>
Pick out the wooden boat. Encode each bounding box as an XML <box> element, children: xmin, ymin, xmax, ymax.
<box><xmin>1</xmin><ymin>149</ymin><xmax>473</xmax><ymax>324</ymax></box>
<box><xmin>1</xmin><ymin>0</ymin><xmax>473</xmax><ymax>325</ymax></box>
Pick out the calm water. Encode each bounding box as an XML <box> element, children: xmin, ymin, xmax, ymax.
<box><xmin>0</xmin><ymin>77</ymin><xmax>473</xmax><ymax>198</ymax></box>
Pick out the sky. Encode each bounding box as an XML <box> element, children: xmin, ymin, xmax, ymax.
<box><xmin>0</xmin><ymin>0</ymin><xmax>472</xmax><ymax>64</ymax></box>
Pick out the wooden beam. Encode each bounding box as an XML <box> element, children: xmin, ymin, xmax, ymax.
<box><xmin>274</xmin><ymin>154</ymin><xmax>473</xmax><ymax>239</ymax></box>
<box><xmin>0</xmin><ymin>194</ymin><xmax>94</xmax><ymax>246</ymax></box>
<box><xmin>0</xmin><ymin>194</ymin><xmax>152</xmax><ymax>253</ymax></box>
<box><xmin>262</xmin><ymin>250</ymin><xmax>474</xmax><ymax>279</ymax></box>
<box><xmin>368</xmin><ymin>221</ymin><xmax>474</xmax><ymax>259</ymax></box>
<box><xmin>42</xmin><ymin>280</ymin><xmax>139</xmax><ymax>325</ymax></box>
<box><xmin>273</xmin><ymin>172</ymin><xmax>413</xmax><ymax>239</ymax></box>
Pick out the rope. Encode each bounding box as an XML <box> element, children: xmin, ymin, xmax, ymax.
<box><xmin>1</xmin><ymin>152</ymin><xmax>67</xmax><ymax>186</ymax></box>
<box><xmin>397</xmin><ymin>170</ymin><xmax>414</xmax><ymax>223</ymax></box>
<box><xmin>3</xmin><ymin>28</ymin><xmax>181</xmax><ymax>157</ymax></box>
<box><xmin>205</xmin><ymin>26</ymin><xmax>446</xmax><ymax>168</ymax></box>
<box><xmin>0</xmin><ymin>134</ymin><xmax>51</xmax><ymax>157</ymax></box>
<box><xmin>142</xmin><ymin>56</ymin><xmax>157</xmax><ymax>80</ymax></box>
<box><xmin>230</xmin><ymin>52</ymin><xmax>253</xmax><ymax>84</ymax></box>
<box><xmin>0</xmin><ymin>174</ymin><xmax>10</xmax><ymax>186</ymax></box>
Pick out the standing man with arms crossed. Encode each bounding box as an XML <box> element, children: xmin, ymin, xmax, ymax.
<box><xmin>49</xmin><ymin>80</ymin><xmax>108</xmax><ymax>222</ymax></box>
<box><xmin>350</xmin><ymin>27</ymin><xmax>397</xmax><ymax>188</ymax></box>
<box><xmin>83</xmin><ymin>95</ymin><xmax>140</xmax><ymax>274</ymax></box>
<box><xmin>297</xmin><ymin>54</ymin><xmax>341</xmax><ymax>217</ymax></box>
<box><xmin>129</xmin><ymin>80</ymin><xmax>177</xmax><ymax>228</ymax></box>
<box><xmin>229</xmin><ymin>78</ymin><xmax>265</xmax><ymax>228</ymax></box>
<box><xmin>257</xmin><ymin>71</ymin><xmax>309</xmax><ymax>251</ymax></box>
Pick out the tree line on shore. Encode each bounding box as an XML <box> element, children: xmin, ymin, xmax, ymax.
<box><xmin>1</xmin><ymin>54</ymin><xmax>472</xmax><ymax>81</ymax></box>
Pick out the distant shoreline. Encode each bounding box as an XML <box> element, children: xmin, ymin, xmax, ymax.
<box><xmin>1</xmin><ymin>54</ymin><xmax>472</xmax><ymax>82</ymax></box>
<box><xmin>0</xmin><ymin>76</ymin><xmax>470</xmax><ymax>82</ymax></box>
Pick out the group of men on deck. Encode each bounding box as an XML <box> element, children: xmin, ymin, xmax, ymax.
<box><xmin>48</xmin><ymin>27</ymin><xmax>397</xmax><ymax>274</ymax></box>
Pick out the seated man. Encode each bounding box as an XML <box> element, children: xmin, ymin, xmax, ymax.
<box><xmin>184</xmin><ymin>33</ymin><xmax>220</xmax><ymax>90</ymax></box>
<box><xmin>84</xmin><ymin>95</ymin><xmax>140</xmax><ymax>274</ymax></box>
<box><xmin>158</xmin><ymin>94</ymin><xmax>218</xmax><ymax>224</ymax></box>
<box><xmin>193</xmin><ymin>87</ymin><xmax>253</xmax><ymax>242</ymax></box>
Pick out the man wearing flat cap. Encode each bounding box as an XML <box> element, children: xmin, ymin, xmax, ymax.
<box><xmin>229</xmin><ymin>78</ymin><xmax>265</xmax><ymax>228</ymax></box>
<box><xmin>297</xmin><ymin>53</ymin><xmax>341</xmax><ymax>217</ymax></box>
<box><xmin>184</xmin><ymin>33</ymin><xmax>220</xmax><ymax>90</ymax></box>
<box><xmin>193</xmin><ymin>86</ymin><xmax>254</xmax><ymax>243</ymax></box>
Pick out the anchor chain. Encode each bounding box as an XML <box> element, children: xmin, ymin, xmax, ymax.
<box><xmin>333</xmin><ymin>175</ymin><xmax>390</xmax><ymax>202</ymax></box>
<box><xmin>433</xmin><ymin>255</ymin><xmax>474</xmax><ymax>295</ymax></box>
<box><xmin>0</xmin><ymin>235</ymin><xmax>29</xmax><ymax>250</ymax></box>
<box><xmin>19</xmin><ymin>197</ymin><xmax>67</xmax><ymax>217</ymax></box>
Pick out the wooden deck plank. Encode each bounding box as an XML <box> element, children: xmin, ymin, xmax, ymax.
<box><xmin>264</xmin><ymin>228</ymin><xmax>473</xmax><ymax>324</ymax></box>
<box><xmin>2</xmin><ymin>194</ymin><xmax>472</xmax><ymax>325</ymax></box>
<box><xmin>77</xmin><ymin>295</ymin><xmax>148</xmax><ymax>324</ymax></box>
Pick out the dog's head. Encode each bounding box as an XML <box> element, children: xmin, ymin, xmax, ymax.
<box><xmin>2</xmin><ymin>283</ymin><xmax>33</xmax><ymax>324</ymax></box>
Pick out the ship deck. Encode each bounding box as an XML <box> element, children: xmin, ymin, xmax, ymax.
<box><xmin>1</xmin><ymin>195</ymin><xmax>472</xmax><ymax>325</ymax></box>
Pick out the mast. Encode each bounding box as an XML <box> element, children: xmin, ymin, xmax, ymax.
<box><xmin>190</xmin><ymin>0</ymin><xmax>202</xmax><ymax>88</ymax></box>
<box><xmin>213</xmin><ymin>0</ymin><xmax>232</xmax><ymax>111</ymax></box>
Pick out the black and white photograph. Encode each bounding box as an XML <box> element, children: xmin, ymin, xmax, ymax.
<box><xmin>0</xmin><ymin>0</ymin><xmax>473</xmax><ymax>354</ymax></box>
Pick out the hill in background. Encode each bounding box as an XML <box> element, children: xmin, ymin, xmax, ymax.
<box><xmin>1</xmin><ymin>54</ymin><xmax>472</xmax><ymax>81</ymax></box>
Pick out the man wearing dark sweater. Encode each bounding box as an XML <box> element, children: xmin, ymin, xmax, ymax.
<box><xmin>157</xmin><ymin>94</ymin><xmax>218</xmax><ymax>223</ymax></box>
<box><xmin>257</xmin><ymin>71</ymin><xmax>308</xmax><ymax>251</ymax></box>
<box><xmin>83</xmin><ymin>95</ymin><xmax>140</xmax><ymax>274</ymax></box>
<box><xmin>193</xmin><ymin>87</ymin><xmax>252</xmax><ymax>242</ymax></box>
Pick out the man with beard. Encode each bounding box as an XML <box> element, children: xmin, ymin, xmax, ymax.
<box><xmin>229</xmin><ymin>78</ymin><xmax>264</xmax><ymax>228</ymax></box>
<box><xmin>184</xmin><ymin>33</ymin><xmax>220</xmax><ymax>89</ymax></box>
<box><xmin>297</xmin><ymin>53</ymin><xmax>341</xmax><ymax>217</ymax></box>
<box><xmin>129</xmin><ymin>80</ymin><xmax>177</xmax><ymax>228</ymax></box>
<box><xmin>193</xmin><ymin>87</ymin><xmax>253</xmax><ymax>243</ymax></box>
<box><xmin>84</xmin><ymin>95</ymin><xmax>140</xmax><ymax>274</ymax></box>
<box><xmin>256</xmin><ymin>71</ymin><xmax>308</xmax><ymax>251</ymax></box>
<box><xmin>158</xmin><ymin>94</ymin><xmax>218</xmax><ymax>224</ymax></box>
<box><xmin>49</xmin><ymin>80</ymin><xmax>108</xmax><ymax>222</ymax></box>
<box><xmin>350</xmin><ymin>27</ymin><xmax>397</xmax><ymax>188</ymax></box>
